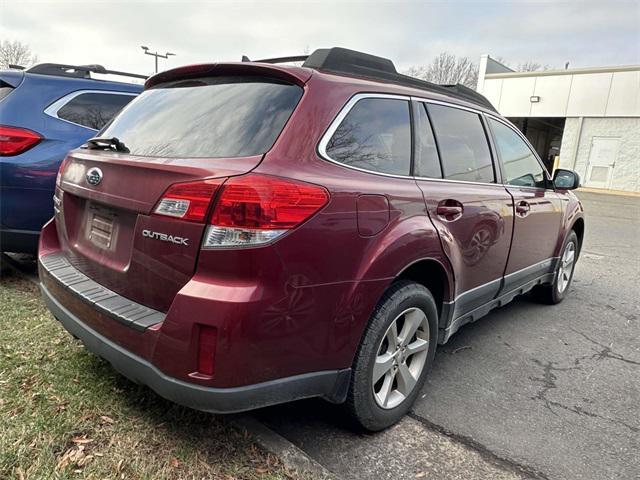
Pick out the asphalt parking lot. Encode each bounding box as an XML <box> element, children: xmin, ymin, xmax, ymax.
<box><xmin>258</xmin><ymin>191</ymin><xmax>640</xmax><ymax>480</ymax></box>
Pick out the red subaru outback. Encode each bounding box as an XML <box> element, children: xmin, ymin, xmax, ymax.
<box><xmin>39</xmin><ymin>48</ymin><xmax>584</xmax><ymax>430</ymax></box>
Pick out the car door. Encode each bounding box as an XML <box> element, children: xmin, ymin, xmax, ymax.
<box><xmin>486</xmin><ymin>117</ymin><xmax>564</xmax><ymax>291</ymax></box>
<box><xmin>413</xmin><ymin>101</ymin><xmax>514</xmax><ymax>319</ymax></box>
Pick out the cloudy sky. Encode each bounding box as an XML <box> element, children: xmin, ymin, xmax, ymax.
<box><xmin>2</xmin><ymin>0</ymin><xmax>639</xmax><ymax>79</ymax></box>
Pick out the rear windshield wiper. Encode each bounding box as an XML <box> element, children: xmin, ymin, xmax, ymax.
<box><xmin>84</xmin><ymin>137</ymin><xmax>130</xmax><ymax>153</ymax></box>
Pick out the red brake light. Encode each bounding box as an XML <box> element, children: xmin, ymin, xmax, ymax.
<box><xmin>0</xmin><ymin>125</ymin><xmax>42</xmax><ymax>156</ymax></box>
<box><xmin>210</xmin><ymin>174</ymin><xmax>329</xmax><ymax>229</ymax></box>
<box><xmin>203</xmin><ymin>174</ymin><xmax>329</xmax><ymax>248</ymax></box>
<box><xmin>153</xmin><ymin>179</ymin><xmax>222</xmax><ymax>222</ymax></box>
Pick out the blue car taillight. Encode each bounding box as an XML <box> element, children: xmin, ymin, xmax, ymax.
<box><xmin>0</xmin><ymin>125</ymin><xmax>42</xmax><ymax>156</ymax></box>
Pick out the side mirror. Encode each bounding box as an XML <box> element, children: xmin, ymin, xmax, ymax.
<box><xmin>553</xmin><ymin>169</ymin><xmax>580</xmax><ymax>190</ymax></box>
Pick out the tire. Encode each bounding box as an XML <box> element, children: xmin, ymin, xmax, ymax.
<box><xmin>345</xmin><ymin>280</ymin><xmax>438</xmax><ymax>431</ymax></box>
<box><xmin>532</xmin><ymin>230</ymin><xmax>579</xmax><ymax>305</ymax></box>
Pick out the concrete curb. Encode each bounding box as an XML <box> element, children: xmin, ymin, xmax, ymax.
<box><xmin>232</xmin><ymin>415</ymin><xmax>339</xmax><ymax>480</ymax></box>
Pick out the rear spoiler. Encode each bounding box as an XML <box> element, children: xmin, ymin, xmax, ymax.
<box><xmin>0</xmin><ymin>70</ymin><xmax>25</xmax><ymax>88</ymax></box>
<box><xmin>144</xmin><ymin>63</ymin><xmax>312</xmax><ymax>89</ymax></box>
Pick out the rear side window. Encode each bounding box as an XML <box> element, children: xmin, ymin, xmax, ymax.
<box><xmin>414</xmin><ymin>103</ymin><xmax>442</xmax><ymax>178</ymax></box>
<box><xmin>325</xmin><ymin>98</ymin><xmax>411</xmax><ymax>176</ymax></box>
<box><xmin>100</xmin><ymin>77</ymin><xmax>303</xmax><ymax>158</ymax></box>
<box><xmin>489</xmin><ymin>118</ymin><xmax>547</xmax><ymax>188</ymax></box>
<box><xmin>427</xmin><ymin>104</ymin><xmax>494</xmax><ymax>183</ymax></box>
<box><xmin>57</xmin><ymin>93</ymin><xmax>135</xmax><ymax>130</ymax></box>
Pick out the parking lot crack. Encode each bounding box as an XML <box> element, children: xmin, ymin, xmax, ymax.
<box><xmin>570</xmin><ymin>328</ymin><xmax>640</xmax><ymax>366</ymax></box>
<box><xmin>529</xmin><ymin>359</ymin><xmax>581</xmax><ymax>416</ymax></box>
<box><xmin>529</xmin><ymin>357</ymin><xmax>639</xmax><ymax>435</ymax></box>
<box><xmin>544</xmin><ymin>399</ymin><xmax>639</xmax><ymax>434</ymax></box>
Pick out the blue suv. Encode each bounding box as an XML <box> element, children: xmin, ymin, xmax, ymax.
<box><xmin>0</xmin><ymin>63</ymin><xmax>144</xmax><ymax>253</ymax></box>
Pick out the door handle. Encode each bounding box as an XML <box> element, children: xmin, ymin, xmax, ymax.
<box><xmin>516</xmin><ymin>200</ymin><xmax>531</xmax><ymax>217</ymax></box>
<box><xmin>436</xmin><ymin>201</ymin><xmax>463</xmax><ymax>221</ymax></box>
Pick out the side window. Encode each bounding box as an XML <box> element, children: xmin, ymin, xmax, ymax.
<box><xmin>414</xmin><ymin>103</ymin><xmax>442</xmax><ymax>178</ymax></box>
<box><xmin>427</xmin><ymin>104</ymin><xmax>495</xmax><ymax>183</ymax></box>
<box><xmin>489</xmin><ymin>118</ymin><xmax>547</xmax><ymax>188</ymax></box>
<box><xmin>57</xmin><ymin>93</ymin><xmax>135</xmax><ymax>130</ymax></box>
<box><xmin>325</xmin><ymin>98</ymin><xmax>411</xmax><ymax>176</ymax></box>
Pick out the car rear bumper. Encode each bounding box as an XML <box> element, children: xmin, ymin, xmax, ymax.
<box><xmin>41</xmin><ymin>280</ymin><xmax>350</xmax><ymax>413</ymax></box>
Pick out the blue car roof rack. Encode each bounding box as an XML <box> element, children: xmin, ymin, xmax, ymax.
<box><xmin>26</xmin><ymin>63</ymin><xmax>147</xmax><ymax>80</ymax></box>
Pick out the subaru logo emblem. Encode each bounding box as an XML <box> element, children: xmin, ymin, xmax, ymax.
<box><xmin>86</xmin><ymin>167</ymin><xmax>103</xmax><ymax>186</ymax></box>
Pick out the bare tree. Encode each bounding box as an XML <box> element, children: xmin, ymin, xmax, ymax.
<box><xmin>515</xmin><ymin>61</ymin><xmax>550</xmax><ymax>72</ymax></box>
<box><xmin>405</xmin><ymin>52</ymin><xmax>479</xmax><ymax>89</ymax></box>
<box><xmin>492</xmin><ymin>56</ymin><xmax>551</xmax><ymax>72</ymax></box>
<box><xmin>0</xmin><ymin>40</ymin><xmax>38</xmax><ymax>68</ymax></box>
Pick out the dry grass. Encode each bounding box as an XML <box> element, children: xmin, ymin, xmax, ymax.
<box><xmin>0</xmin><ymin>271</ymin><xmax>296</xmax><ymax>480</ymax></box>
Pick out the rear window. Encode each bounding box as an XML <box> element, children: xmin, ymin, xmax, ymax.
<box><xmin>100</xmin><ymin>76</ymin><xmax>303</xmax><ymax>158</ymax></box>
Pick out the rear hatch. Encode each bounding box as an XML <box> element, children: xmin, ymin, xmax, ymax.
<box><xmin>55</xmin><ymin>69</ymin><xmax>306</xmax><ymax>311</ymax></box>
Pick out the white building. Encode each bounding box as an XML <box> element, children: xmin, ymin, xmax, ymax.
<box><xmin>477</xmin><ymin>56</ymin><xmax>640</xmax><ymax>193</ymax></box>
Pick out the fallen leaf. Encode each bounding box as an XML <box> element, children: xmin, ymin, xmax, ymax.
<box><xmin>72</xmin><ymin>437</ymin><xmax>94</xmax><ymax>445</ymax></box>
<box><xmin>56</xmin><ymin>445</ymin><xmax>86</xmax><ymax>471</ymax></box>
<box><xmin>100</xmin><ymin>415</ymin><xmax>115</xmax><ymax>425</ymax></box>
<box><xmin>451</xmin><ymin>345</ymin><xmax>472</xmax><ymax>354</ymax></box>
<box><xmin>170</xmin><ymin>457</ymin><xmax>180</xmax><ymax>468</ymax></box>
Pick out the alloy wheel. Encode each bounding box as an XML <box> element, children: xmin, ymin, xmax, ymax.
<box><xmin>557</xmin><ymin>241</ymin><xmax>576</xmax><ymax>293</ymax></box>
<box><xmin>372</xmin><ymin>307</ymin><xmax>430</xmax><ymax>409</ymax></box>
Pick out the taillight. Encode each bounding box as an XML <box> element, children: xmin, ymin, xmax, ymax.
<box><xmin>203</xmin><ymin>174</ymin><xmax>329</xmax><ymax>248</ymax></box>
<box><xmin>56</xmin><ymin>157</ymin><xmax>70</xmax><ymax>188</ymax></box>
<box><xmin>0</xmin><ymin>125</ymin><xmax>42</xmax><ymax>156</ymax></box>
<box><xmin>153</xmin><ymin>179</ymin><xmax>222</xmax><ymax>222</ymax></box>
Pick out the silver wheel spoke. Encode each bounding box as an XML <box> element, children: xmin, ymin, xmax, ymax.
<box><xmin>373</xmin><ymin>352</ymin><xmax>395</xmax><ymax>383</ymax></box>
<box><xmin>376</xmin><ymin>371</ymin><xmax>395</xmax><ymax>407</ymax></box>
<box><xmin>406</xmin><ymin>337</ymin><xmax>428</xmax><ymax>357</ymax></box>
<box><xmin>386</xmin><ymin>321</ymin><xmax>399</xmax><ymax>350</ymax></box>
<box><xmin>564</xmin><ymin>249</ymin><xmax>575</xmax><ymax>266</ymax></box>
<box><xmin>399</xmin><ymin>309</ymin><xmax>424</xmax><ymax>346</ymax></box>
<box><xmin>396</xmin><ymin>363</ymin><xmax>416</xmax><ymax>396</ymax></box>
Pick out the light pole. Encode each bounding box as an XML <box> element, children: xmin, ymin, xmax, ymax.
<box><xmin>141</xmin><ymin>46</ymin><xmax>176</xmax><ymax>73</ymax></box>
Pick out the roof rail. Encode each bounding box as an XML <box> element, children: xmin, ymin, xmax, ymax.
<box><xmin>242</xmin><ymin>55</ymin><xmax>309</xmax><ymax>64</ymax></box>
<box><xmin>302</xmin><ymin>47</ymin><xmax>496</xmax><ymax>112</ymax></box>
<box><xmin>26</xmin><ymin>63</ymin><xmax>147</xmax><ymax>80</ymax></box>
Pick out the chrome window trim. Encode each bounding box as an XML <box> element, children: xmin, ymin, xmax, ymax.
<box><xmin>317</xmin><ymin>92</ymin><xmax>508</xmax><ymax>188</ymax></box>
<box><xmin>44</xmin><ymin>89</ymin><xmax>138</xmax><ymax>131</ymax></box>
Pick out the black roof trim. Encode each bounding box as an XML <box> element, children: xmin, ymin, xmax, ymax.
<box><xmin>26</xmin><ymin>63</ymin><xmax>147</xmax><ymax>80</ymax></box>
<box><xmin>302</xmin><ymin>47</ymin><xmax>496</xmax><ymax>112</ymax></box>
